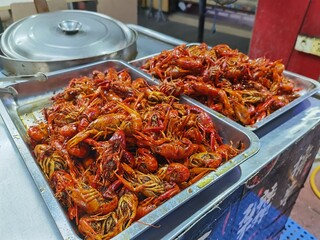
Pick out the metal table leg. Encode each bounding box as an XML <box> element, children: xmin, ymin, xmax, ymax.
<box><xmin>155</xmin><ymin>0</ymin><xmax>167</xmax><ymax>22</ymax></box>
<box><xmin>198</xmin><ymin>0</ymin><xmax>207</xmax><ymax>42</ymax></box>
<box><xmin>0</xmin><ymin>19</ymin><xmax>3</xmax><ymax>33</ymax></box>
<box><xmin>146</xmin><ymin>0</ymin><xmax>154</xmax><ymax>18</ymax></box>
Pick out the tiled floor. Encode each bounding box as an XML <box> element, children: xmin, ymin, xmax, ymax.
<box><xmin>290</xmin><ymin>161</ymin><xmax>320</xmax><ymax>239</ymax></box>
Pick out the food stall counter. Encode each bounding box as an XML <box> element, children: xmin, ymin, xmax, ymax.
<box><xmin>0</xmin><ymin>25</ymin><xmax>319</xmax><ymax>240</ymax></box>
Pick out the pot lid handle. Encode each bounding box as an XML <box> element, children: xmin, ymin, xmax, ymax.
<box><xmin>0</xmin><ymin>86</ymin><xmax>18</xmax><ymax>97</ymax></box>
<box><xmin>58</xmin><ymin>20</ymin><xmax>82</xmax><ymax>34</ymax></box>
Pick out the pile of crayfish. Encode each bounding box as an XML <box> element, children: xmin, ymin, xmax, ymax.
<box><xmin>140</xmin><ymin>43</ymin><xmax>301</xmax><ymax>126</ymax></box>
<box><xmin>27</xmin><ymin>67</ymin><xmax>243</xmax><ymax>239</ymax></box>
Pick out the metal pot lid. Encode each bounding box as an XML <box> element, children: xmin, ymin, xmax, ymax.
<box><xmin>0</xmin><ymin>10</ymin><xmax>136</xmax><ymax>61</ymax></box>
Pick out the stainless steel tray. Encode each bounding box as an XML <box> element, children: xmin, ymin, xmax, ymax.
<box><xmin>0</xmin><ymin>60</ymin><xmax>259</xmax><ymax>239</ymax></box>
<box><xmin>130</xmin><ymin>48</ymin><xmax>320</xmax><ymax>131</ymax></box>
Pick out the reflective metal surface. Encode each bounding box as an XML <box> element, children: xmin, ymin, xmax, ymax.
<box><xmin>58</xmin><ymin>20</ymin><xmax>82</xmax><ymax>34</ymax></box>
<box><xmin>0</xmin><ymin>11</ymin><xmax>139</xmax><ymax>76</ymax></box>
<box><xmin>1</xmin><ymin>10</ymin><xmax>136</xmax><ymax>61</ymax></box>
<box><xmin>0</xmin><ymin>24</ymin><xmax>186</xmax><ymax>76</ymax></box>
<box><xmin>0</xmin><ymin>72</ymin><xmax>47</xmax><ymax>83</ymax></box>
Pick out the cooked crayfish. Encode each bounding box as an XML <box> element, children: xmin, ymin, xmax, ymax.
<box><xmin>51</xmin><ymin>170</ymin><xmax>118</xmax><ymax>217</ymax></box>
<box><xmin>140</xmin><ymin>43</ymin><xmax>300</xmax><ymax>126</ymax></box>
<box><xmin>116</xmin><ymin>163</ymin><xmax>166</xmax><ymax>198</ymax></box>
<box><xmin>27</xmin><ymin>66</ymin><xmax>244</xmax><ymax>239</ymax></box>
<box><xmin>135</xmin><ymin>148</ymin><xmax>158</xmax><ymax>173</ymax></box>
<box><xmin>157</xmin><ymin>162</ymin><xmax>190</xmax><ymax>184</ymax></box>
<box><xmin>135</xmin><ymin>182</ymin><xmax>180</xmax><ymax>220</ymax></box>
<box><xmin>34</xmin><ymin>144</ymin><xmax>68</xmax><ymax>179</ymax></box>
<box><xmin>78</xmin><ymin>212</ymin><xmax>119</xmax><ymax>239</ymax></box>
<box><xmin>78</xmin><ymin>192</ymin><xmax>138</xmax><ymax>239</ymax></box>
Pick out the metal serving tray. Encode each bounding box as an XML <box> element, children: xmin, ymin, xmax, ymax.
<box><xmin>130</xmin><ymin>49</ymin><xmax>320</xmax><ymax>131</ymax></box>
<box><xmin>0</xmin><ymin>60</ymin><xmax>259</xmax><ymax>239</ymax></box>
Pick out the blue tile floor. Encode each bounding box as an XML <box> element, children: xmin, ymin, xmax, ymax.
<box><xmin>289</xmin><ymin>161</ymin><xmax>320</xmax><ymax>239</ymax></box>
<box><xmin>280</xmin><ymin>218</ymin><xmax>317</xmax><ymax>240</ymax></box>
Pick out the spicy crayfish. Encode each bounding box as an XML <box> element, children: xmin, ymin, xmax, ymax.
<box><xmin>27</xmin><ymin>66</ymin><xmax>243</xmax><ymax>239</ymax></box>
<box><xmin>140</xmin><ymin>43</ymin><xmax>300</xmax><ymax>126</ymax></box>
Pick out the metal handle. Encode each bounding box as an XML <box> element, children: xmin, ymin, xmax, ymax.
<box><xmin>0</xmin><ymin>72</ymin><xmax>48</xmax><ymax>83</ymax></box>
<box><xmin>0</xmin><ymin>87</ymin><xmax>18</xmax><ymax>97</ymax></box>
<box><xmin>58</xmin><ymin>20</ymin><xmax>82</xmax><ymax>34</ymax></box>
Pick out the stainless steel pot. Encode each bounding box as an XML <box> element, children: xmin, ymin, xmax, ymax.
<box><xmin>0</xmin><ymin>10</ymin><xmax>138</xmax><ymax>75</ymax></box>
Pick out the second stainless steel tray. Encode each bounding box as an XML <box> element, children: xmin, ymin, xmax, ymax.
<box><xmin>0</xmin><ymin>60</ymin><xmax>259</xmax><ymax>239</ymax></box>
<box><xmin>130</xmin><ymin>47</ymin><xmax>320</xmax><ymax>131</ymax></box>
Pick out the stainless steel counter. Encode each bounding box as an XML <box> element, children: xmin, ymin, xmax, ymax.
<box><xmin>0</xmin><ymin>25</ymin><xmax>319</xmax><ymax>240</ymax></box>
